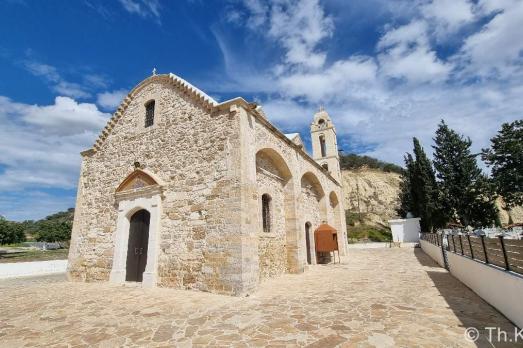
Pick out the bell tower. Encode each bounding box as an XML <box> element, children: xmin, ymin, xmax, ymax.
<box><xmin>310</xmin><ymin>107</ymin><xmax>341</xmax><ymax>182</ymax></box>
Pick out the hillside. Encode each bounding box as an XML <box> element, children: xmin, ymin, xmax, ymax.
<box><xmin>342</xmin><ymin>169</ymin><xmax>402</xmax><ymax>228</ymax></box>
<box><xmin>340</xmin><ymin>167</ymin><xmax>522</xmax><ymax>229</ymax></box>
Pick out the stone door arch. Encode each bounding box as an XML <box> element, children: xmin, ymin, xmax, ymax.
<box><xmin>109</xmin><ymin>169</ymin><xmax>163</xmax><ymax>287</ymax></box>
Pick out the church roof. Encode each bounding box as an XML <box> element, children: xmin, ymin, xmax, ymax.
<box><xmin>84</xmin><ymin>73</ymin><xmax>341</xmax><ymax>186</ymax></box>
<box><xmin>169</xmin><ymin>73</ymin><xmax>218</xmax><ymax>106</ymax></box>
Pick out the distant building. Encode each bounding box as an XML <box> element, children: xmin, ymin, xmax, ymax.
<box><xmin>67</xmin><ymin>73</ymin><xmax>347</xmax><ymax>295</ymax></box>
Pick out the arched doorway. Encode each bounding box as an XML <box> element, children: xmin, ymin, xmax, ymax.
<box><xmin>305</xmin><ymin>222</ymin><xmax>312</xmax><ymax>265</ymax></box>
<box><xmin>126</xmin><ymin>209</ymin><xmax>150</xmax><ymax>282</ymax></box>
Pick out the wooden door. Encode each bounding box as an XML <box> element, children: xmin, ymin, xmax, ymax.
<box><xmin>126</xmin><ymin>210</ymin><xmax>150</xmax><ymax>282</ymax></box>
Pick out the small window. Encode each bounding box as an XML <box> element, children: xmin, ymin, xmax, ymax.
<box><xmin>262</xmin><ymin>194</ymin><xmax>271</xmax><ymax>233</ymax></box>
<box><xmin>322</xmin><ymin>163</ymin><xmax>329</xmax><ymax>171</ymax></box>
<box><xmin>145</xmin><ymin>100</ymin><xmax>155</xmax><ymax>128</ymax></box>
<box><xmin>320</xmin><ymin>135</ymin><xmax>327</xmax><ymax>157</ymax></box>
<box><xmin>318</xmin><ymin>119</ymin><xmax>326</xmax><ymax>129</ymax></box>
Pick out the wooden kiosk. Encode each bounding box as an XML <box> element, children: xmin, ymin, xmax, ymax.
<box><xmin>314</xmin><ymin>223</ymin><xmax>340</xmax><ymax>264</ymax></box>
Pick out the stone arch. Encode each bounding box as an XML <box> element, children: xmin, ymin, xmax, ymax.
<box><xmin>255</xmin><ymin>148</ymin><xmax>292</xmax><ymax>182</ymax></box>
<box><xmin>300</xmin><ymin>172</ymin><xmax>327</xmax><ymax>265</ymax></box>
<box><xmin>110</xmin><ymin>169</ymin><xmax>163</xmax><ymax>288</ymax></box>
<box><xmin>301</xmin><ymin>172</ymin><xmax>326</xmax><ymax>200</ymax></box>
<box><xmin>116</xmin><ymin>169</ymin><xmax>160</xmax><ymax>193</ymax></box>
<box><xmin>255</xmin><ymin>148</ymin><xmax>298</xmax><ymax>278</ymax></box>
<box><xmin>125</xmin><ymin>205</ymin><xmax>150</xmax><ymax>219</ymax></box>
<box><xmin>329</xmin><ymin>191</ymin><xmax>339</xmax><ymax>208</ymax></box>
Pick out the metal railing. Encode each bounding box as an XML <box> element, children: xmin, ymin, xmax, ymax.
<box><xmin>421</xmin><ymin>232</ymin><xmax>523</xmax><ymax>276</ymax></box>
<box><xmin>420</xmin><ymin>232</ymin><xmax>443</xmax><ymax>247</ymax></box>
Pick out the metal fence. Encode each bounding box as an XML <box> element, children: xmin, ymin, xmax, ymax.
<box><xmin>420</xmin><ymin>233</ymin><xmax>443</xmax><ymax>247</ymax></box>
<box><xmin>421</xmin><ymin>233</ymin><xmax>523</xmax><ymax>276</ymax></box>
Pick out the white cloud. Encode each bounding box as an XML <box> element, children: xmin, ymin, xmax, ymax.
<box><xmin>421</xmin><ymin>0</ymin><xmax>475</xmax><ymax>39</ymax></box>
<box><xmin>236</xmin><ymin>0</ymin><xmax>333</xmax><ymax>69</ymax></box>
<box><xmin>3</xmin><ymin>96</ymin><xmax>108</xmax><ymax>135</ymax></box>
<box><xmin>211</xmin><ymin>0</ymin><xmax>523</xmax><ymax>170</ymax></box>
<box><xmin>83</xmin><ymin>73</ymin><xmax>110</xmax><ymax>89</ymax></box>
<box><xmin>378</xmin><ymin>20</ymin><xmax>429</xmax><ymax>49</ymax></box>
<box><xmin>377</xmin><ymin>20</ymin><xmax>451</xmax><ymax>83</ymax></box>
<box><xmin>118</xmin><ymin>0</ymin><xmax>161</xmax><ymax>19</ymax></box>
<box><xmin>23</xmin><ymin>60</ymin><xmax>92</xmax><ymax>98</ymax></box>
<box><xmin>378</xmin><ymin>45</ymin><xmax>452</xmax><ymax>83</ymax></box>
<box><xmin>0</xmin><ymin>96</ymin><xmax>109</xmax><ymax>194</ymax></box>
<box><xmin>278</xmin><ymin>57</ymin><xmax>379</xmax><ymax>102</ymax></box>
<box><xmin>97</xmin><ymin>89</ymin><xmax>127</xmax><ymax>110</ymax></box>
<box><xmin>459</xmin><ymin>0</ymin><xmax>523</xmax><ymax>78</ymax></box>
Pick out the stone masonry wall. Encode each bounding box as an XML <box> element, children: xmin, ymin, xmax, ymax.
<box><xmin>68</xmin><ymin>74</ymin><xmax>347</xmax><ymax>296</ymax></box>
<box><xmin>256</xmin><ymin>152</ymin><xmax>287</xmax><ymax>280</ymax></box>
<box><xmin>68</xmin><ymin>77</ymin><xmax>244</xmax><ymax>295</ymax></box>
<box><xmin>250</xmin><ymin>114</ymin><xmax>347</xmax><ymax>272</ymax></box>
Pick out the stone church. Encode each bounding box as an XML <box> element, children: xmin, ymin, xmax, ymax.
<box><xmin>67</xmin><ymin>73</ymin><xmax>347</xmax><ymax>296</ymax></box>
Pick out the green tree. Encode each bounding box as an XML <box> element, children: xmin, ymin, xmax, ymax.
<box><xmin>397</xmin><ymin>153</ymin><xmax>414</xmax><ymax>218</ymax></box>
<box><xmin>0</xmin><ymin>216</ymin><xmax>26</xmax><ymax>245</ymax></box>
<box><xmin>340</xmin><ymin>153</ymin><xmax>403</xmax><ymax>174</ymax></box>
<box><xmin>482</xmin><ymin>120</ymin><xmax>523</xmax><ymax>214</ymax></box>
<box><xmin>411</xmin><ymin>138</ymin><xmax>442</xmax><ymax>231</ymax></box>
<box><xmin>396</xmin><ymin>139</ymin><xmax>442</xmax><ymax>231</ymax></box>
<box><xmin>433</xmin><ymin>121</ymin><xmax>498</xmax><ymax>227</ymax></box>
<box><xmin>34</xmin><ymin>220</ymin><xmax>72</xmax><ymax>243</ymax></box>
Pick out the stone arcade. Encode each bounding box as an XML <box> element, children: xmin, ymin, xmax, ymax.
<box><xmin>67</xmin><ymin>73</ymin><xmax>347</xmax><ymax>296</ymax></box>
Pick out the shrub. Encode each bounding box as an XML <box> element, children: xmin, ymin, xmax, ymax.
<box><xmin>0</xmin><ymin>217</ymin><xmax>26</xmax><ymax>245</ymax></box>
<box><xmin>34</xmin><ymin>220</ymin><xmax>72</xmax><ymax>243</ymax></box>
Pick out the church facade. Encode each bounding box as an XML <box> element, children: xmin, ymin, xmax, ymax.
<box><xmin>67</xmin><ymin>73</ymin><xmax>347</xmax><ymax>296</ymax></box>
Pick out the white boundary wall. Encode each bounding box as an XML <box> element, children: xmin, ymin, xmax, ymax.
<box><xmin>0</xmin><ymin>260</ymin><xmax>67</xmax><ymax>279</ymax></box>
<box><xmin>389</xmin><ymin>218</ymin><xmax>420</xmax><ymax>243</ymax></box>
<box><xmin>419</xmin><ymin>240</ymin><xmax>445</xmax><ymax>268</ymax></box>
<box><xmin>446</xmin><ymin>252</ymin><xmax>523</xmax><ymax>328</ymax></box>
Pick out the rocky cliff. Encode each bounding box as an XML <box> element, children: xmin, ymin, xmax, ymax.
<box><xmin>341</xmin><ymin>169</ymin><xmax>522</xmax><ymax>228</ymax></box>
<box><xmin>341</xmin><ymin>169</ymin><xmax>402</xmax><ymax>228</ymax></box>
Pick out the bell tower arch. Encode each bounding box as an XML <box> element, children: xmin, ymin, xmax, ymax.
<box><xmin>310</xmin><ymin>107</ymin><xmax>341</xmax><ymax>182</ymax></box>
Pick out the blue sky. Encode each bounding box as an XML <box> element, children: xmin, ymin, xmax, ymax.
<box><xmin>1</xmin><ymin>0</ymin><xmax>522</xmax><ymax>221</ymax></box>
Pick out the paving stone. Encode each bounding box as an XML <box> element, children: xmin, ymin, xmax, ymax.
<box><xmin>0</xmin><ymin>248</ymin><xmax>517</xmax><ymax>347</ymax></box>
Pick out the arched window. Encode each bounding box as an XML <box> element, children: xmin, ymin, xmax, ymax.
<box><xmin>145</xmin><ymin>100</ymin><xmax>155</xmax><ymax>128</ymax></box>
<box><xmin>261</xmin><ymin>194</ymin><xmax>272</xmax><ymax>232</ymax></box>
<box><xmin>319</xmin><ymin>135</ymin><xmax>327</xmax><ymax>157</ymax></box>
<box><xmin>322</xmin><ymin>163</ymin><xmax>329</xmax><ymax>171</ymax></box>
<box><xmin>318</xmin><ymin>118</ymin><xmax>326</xmax><ymax>129</ymax></box>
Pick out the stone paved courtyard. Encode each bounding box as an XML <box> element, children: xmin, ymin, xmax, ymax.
<box><xmin>0</xmin><ymin>248</ymin><xmax>518</xmax><ymax>347</ymax></box>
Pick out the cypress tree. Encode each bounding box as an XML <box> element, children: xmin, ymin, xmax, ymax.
<box><xmin>397</xmin><ymin>153</ymin><xmax>414</xmax><ymax>218</ymax></box>
<box><xmin>396</xmin><ymin>139</ymin><xmax>442</xmax><ymax>231</ymax></box>
<box><xmin>433</xmin><ymin>121</ymin><xmax>498</xmax><ymax>227</ymax></box>
<box><xmin>482</xmin><ymin>120</ymin><xmax>523</xmax><ymax>211</ymax></box>
<box><xmin>411</xmin><ymin>138</ymin><xmax>441</xmax><ymax>231</ymax></box>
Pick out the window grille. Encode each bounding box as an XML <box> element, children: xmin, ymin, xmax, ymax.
<box><xmin>262</xmin><ymin>194</ymin><xmax>271</xmax><ymax>232</ymax></box>
<box><xmin>145</xmin><ymin>100</ymin><xmax>155</xmax><ymax>128</ymax></box>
